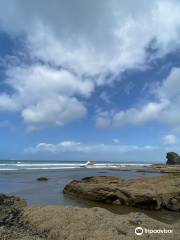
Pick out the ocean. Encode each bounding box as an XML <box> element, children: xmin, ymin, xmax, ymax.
<box><xmin>0</xmin><ymin>160</ymin><xmax>179</xmax><ymax>224</ymax></box>
<box><xmin>0</xmin><ymin>160</ymin><xmax>152</xmax><ymax>171</ymax></box>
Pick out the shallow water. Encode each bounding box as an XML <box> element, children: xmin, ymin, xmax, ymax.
<box><xmin>0</xmin><ymin>168</ymin><xmax>179</xmax><ymax>224</ymax></box>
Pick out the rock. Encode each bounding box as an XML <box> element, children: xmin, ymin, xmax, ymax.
<box><xmin>0</xmin><ymin>194</ymin><xmax>26</xmax><ymax>226</ymax></box>
<box><xmin>0</xmin><ymin>194</ymin><xmax>26</xmax><ymax>207</ymax></box>
<box><xmin>166</xmin><ymin>152</ymin><xmax>180</xmax><ymax>165</ymax></box>
<box><xmin>0</xmin><ymin>193</ymin><xmax>179</xmax><ymax>240</ymax></box>
<box><xmin>23</xmin><ymin>206</ymin><xmax>180</xmax><ymax>240</ymax></box>
<box><xmin>112</xmin><ymin>199</ymin><xmax>121</xmax><ymax>205</ymax></box>
<box><xmin>64</xmin><ymin>175</ymin><xmax>180</xmax><ymax>211</ymax></box>
<box><xmin>166</xmin><ymin>197</ymin><xmax>180</xmax><ymax>211</ymax></box>
<box><xmin>0</xmin><ymin>194</ymin><xmax>43</xmax><ymax>240</ymax></box>
<box><xmin>171</xmin><ymin>198</ymin><xmax>178</xmax><ymax>205</ymax></box>
<box><xmin>130</xmin><ymin>213</ymin><xmax>142</xmax><ymax>225</ymax></box>
<box><xmin>36</xmin><ymin>177</ymin><xmax>48</xmax><ymax>182</ymax></box>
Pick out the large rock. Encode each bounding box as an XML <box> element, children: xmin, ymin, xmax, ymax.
<box><xmin>0</xmin><ymin>194</ymin><xmax>42</xmax><ymax>240</ymax></box>
<box><xmin>23</xmin><ymin>206</ymin><xmax>180</xmax><ymax>240</ymax></box>
<box><xmin>166</xmin><ymin>152</ymin><xmax>180</xmax><ymax>165</ymax></box>
<box><xmin>64</xmin><ymin>175</ymin><xmax>180</xmax><ymax>211</ymax></box>
<box><xmin>0</xmin><ymin>194</ymin><xmax>179</xmax><ymax>240</ymax></box>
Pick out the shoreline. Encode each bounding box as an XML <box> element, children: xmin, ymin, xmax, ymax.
<box><xmin>0</xmin><ymin>193</ymin><xmax>180</xmax><ymax>240</ymax></box>
<box><xmin>1</xmin><ymin>169</ymin><xmax>180</xmax><ymax>239</ymax></box>
<box><xmin>0</xmin><ymin>162</ymin><xmax>152</xmax><ymax>171</ymax></box>
<box><xmin>0</xmin><ymin>166</ymin><xmax>179</xmax><ymax>238</ymax></box>
<box><xmin>109</xmin><ymin>164</ymin><xmax>180</xmax><ymax>173</ymax></box>
<box><xmin>1</xmin><ymin>163</ymin><xmax>180</xmax><ymax>173</ymax></box>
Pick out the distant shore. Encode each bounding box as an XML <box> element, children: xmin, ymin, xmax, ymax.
<box><xmin>108</xmin><ymin>163</ymin><xmax>180</xmax><ymax>173</ymax></box>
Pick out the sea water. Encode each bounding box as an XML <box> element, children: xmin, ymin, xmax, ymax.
<box><xmin>1</xmin><ymin>160</ymin><xmax>179</xmax><ymax>224</ymax></box>
<box><xmin>0</xmin><ymin>159</ymin><xmax>151</xmax><ymax>171</ymax></box>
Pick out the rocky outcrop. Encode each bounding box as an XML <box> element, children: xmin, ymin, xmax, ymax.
<box><xmin>24</xmin><ymin>206</ymin><xmax>180</xmax><ymax>240</ymax></box>
<box><xmin>0</xmin><ymin>194</ymin><xmax>43</xmax><ymax>240</ymax></box>
<box><xmin>64</xmin><ymin>175</ymin><xmax>180</xmax><ymax>211</ymax></box>
<box><xmin>0</xmin><ymin>194</ymin><xmax>26</xmax><ymax>226</ymax></box>
<box><xmin>166</xmin><ymin>152</ymin><xmax>180</xmax><ymax>165</ymax></box>
<box><xmin>0</xmin><ymin>193</ymin><xmax>179</xmax><ymax>240</ymax></box>
<box><xmin>36</xmin><ymin>177</ymin><xmax>48</xmax><ymax>182</ymax></box>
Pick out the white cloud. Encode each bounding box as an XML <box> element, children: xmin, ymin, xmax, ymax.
<box><xmin>112</xmin><ymin>138</ymin><xmax>120</xmax><ymax>144</ymax></box>
<box><xmin>162</xmin><ymin>134</ymin><xmax>177</xmax><ymax>145</ymax></box>
<box><xmin>157</xmin><ymin>68</ymin><xmax>180</xmax><ymax>128</ymax></box>
<box><xmin>113</xmin><ymin>100</ymin><xmax>168</xmax><ymax>127</ymax></box>
<box><xmin>158</xmin><ymin>67</ymin><xmax>180</xmax><ymax>99</ymax></box>
<box><xmin>6</xmin><ymin>64</ymin><xmax>94</xmax><ymax>100</ymax></box>
<box><xmin>22</xmin><ymin>96</ymin><xmax>86</xmax><ymax>129</ymax></box>
<box><xmin>95</xmin><ymin>111</ymin><xmax>111</xmax><ymax>129</ymax></box>
<box><xmin>1</xmin><ymin>1</ymin><xmax>180</xmax><ymax>128</ymax></box>
<box><xmin>27</xmin><ymin>141</ymin><xmax>81</xmax><ymax>153</ymax></box>
<box><xmin>25</xmin><ymin>140</ymin><xmax>158</xmax><ymax>154</ymax></box>
<box><xmin>99</xmin><ymin>91</ymin><xmax>111</xmax><ymax>104</ymax></box>
<box><xmin>96</xmin><ymin>99</ymin><xmax>169</xmax><ymax>128</ymax></box>
<box><xmin>23</xmin><ymin>1</ymin><xmax>180</xmax><ymax>80</ymax></box>
<box><xmin>24</xmin><ymin>140</ymin><xmax>180</xmax><ymax>162</ymax></box>
<box><xmin>0</xmin><ymin>94</ymin><xmax>19</xmax><ymax>111</ymax></box>
<box><xmin>96</xmin><ymin>67</ymin><xmax>180</xmax><ymax>130</ymax></box>
<box><xmin>0</xmin><ymin>64</ymin><xmax>90</xmax><ymax>128</ymax></box>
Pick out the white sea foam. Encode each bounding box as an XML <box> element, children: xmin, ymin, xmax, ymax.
<box><xmin>0</xmin><ymin>161</ymin><xmax>152</xmax><ymax>171</ymax></box>
<box><xmin>16</xmin><ymin>163</ymin><xmax>82</xmax><ymax>166</ymax></box>
<box><xmin>0</xmin><ymin>168</ymin><xmax>18</xmax><ymax>171</ymax></box>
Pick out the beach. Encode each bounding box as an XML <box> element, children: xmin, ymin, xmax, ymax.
<box><xmin>1</xmin><ymin>0</ymin><xmax>180</xmax><ymax>239</ymax></box>
<box><xmin>0</xmin><ymin>162</ymin><xmax>161</xmax><ymax>204</ymax></box>
<box><xmin>0</xmin><ymin>161</ymin><xmax>180</xmax><ymax>239</ymax></box>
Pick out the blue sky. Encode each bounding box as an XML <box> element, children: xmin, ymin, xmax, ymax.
<box><xmin>0</xmin><ymin>0</ymin><xmax>180</xmax><ymax>162</ymax></box>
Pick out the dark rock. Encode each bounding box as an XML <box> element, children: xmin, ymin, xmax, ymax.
<box><xmin>166</xmin><ymin>152</ymin><xmax>180</xmax><ymax>165</ymax></box>
<box><xmin>0</xmin><ymin>194</ymin><xmax>26</xmax><ymax>226</ymax></box>
<box><xmin>0</xmin><ymin>194</ymin><xmax>26</xmax><ymax>208</ymax></box>
<box><xmin>36</xmin><ymin>177</ymin><xmax>48</xmax><ymax>182</ymax></box>
<box><xmin>0</xmin><ymin>194</ymin><xmax>44</xmax><ymax>239</ymax></box>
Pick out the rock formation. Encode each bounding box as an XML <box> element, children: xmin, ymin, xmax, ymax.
<box><xmin>64</xmin><ymin>175</ymin><xmax>180</xmax><ymax>211</ymax></box>
<box><xmin>36</xmin><ymin>177</ymin><xmax>48</xmax><ymax>181</ymax></box>
<box><xmin>0</xmin><ymin>194</ymin><xmax>42</xmax><ymax>240</ymax></box>
<box><xmin>24</xmin><ymin>205</ymin><xmax>179</xmax><ymax>240</ymax></box>
<box><xmin>0</xmin><ymin>193</ymin><xmax>179</xmax><ymax>239</ymax></box>
<box><xmin>166</xmin><ymin>152</ymin><xmax>180</xmax><ymax>165</ymax></box>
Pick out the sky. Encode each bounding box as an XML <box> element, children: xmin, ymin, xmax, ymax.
<box><xmin>0</xmin><ymin>0</ymin><xmax>180</xmax><ymax>162</ymax></box>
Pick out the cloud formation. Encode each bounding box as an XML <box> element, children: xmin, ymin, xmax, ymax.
<box><xmin>0</xmin><ymin>64</ymin><xmax>91</xmax><ymax>128</ymax></box>
<box><xmin>25</xmin><ymin>140</ymin><xmax>158</xmax><ymax>154</ymax></box>
<box><xmin>96</xmin><ymin>67</ymin><xmax>180</xmax><ymax>130</ymax></box>
<box><xmin>0</xmin><ymin>1</ymin><xmax>180</xmax><ymax>128</ymax></box>
<box><xmin>162</xmin><ymin>134</ymin><xmax>177</xmax><ymax>145</ymax></box>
